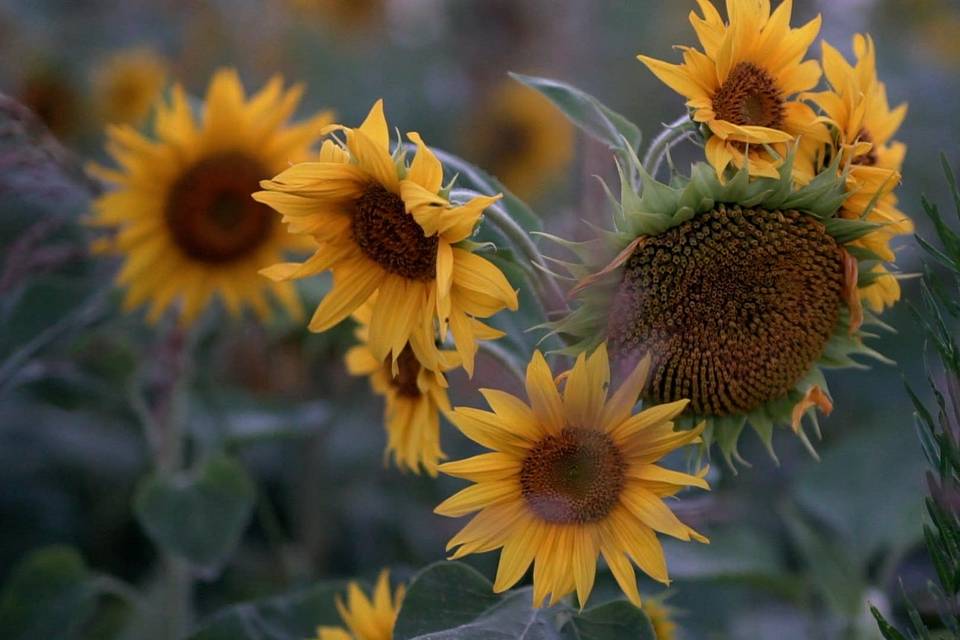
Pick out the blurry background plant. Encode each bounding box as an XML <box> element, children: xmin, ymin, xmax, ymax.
<box><xmin>0</xmin><ymin>1</ymin><xmax>958</xmax><ymax>639</ymax></box>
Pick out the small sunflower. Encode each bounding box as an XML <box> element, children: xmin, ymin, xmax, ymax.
<box><xmin>463</xmin><ymin>80</ymin><xmax>574</xmax><ymax>201</ymax></box>
<box><xmin>316</xmin><ymin>570</ymin><xmax>403</xmax><ymax>640</ymax></box>
<box><xmin>436</xmin><ymin>344</ymin><xmax>709</xmax><ymax>608</ymax></box>
<box><xmin>642</xmin><ymin>598</ymin><xmax>680</xmax><ymax>640</ymax></box>
<box><xmin>91</xmin><ymin>48</ymin><xmax>168</xmax><ymax>126</ymax></box>
<box><xmin>804</xmin><ymin>34</ymin><xmax>910</xmax><ymax>312</ymax></box>
<box><xmin>289</xmin><ymin>0</ymin><xmax>385</xmax><ymax>32</ymax></box>
<box><xmin>545</xmin><ymin>149</ymin><xmax>887</xmax><ymax>464</ymax></box>
<box><xmin>256</xmin><ymin>101</ymin><xmax>519</xmax><ymax>376</ymax></box>
<box><xmin>638</xmin><ymin>0</ymin><xmax>829</xmax><ymax>182</ymax></box>
<box><xmin>345</xmin><ymin>301</ymin><xmax>460</xmax><ymax>476</ymax></box>
<box><xmin>88</xmin><ymin>68</ymin><xmax>333</xmax><ymax>325</ymax></box>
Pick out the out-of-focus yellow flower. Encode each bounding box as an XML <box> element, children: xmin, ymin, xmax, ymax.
<box><xmin>638</xmin><ymin>0</ymin><xmax>829</xmax><ymax>182</ymax></box>
<box><xmin>804</xmin><ymin>34</ymin><xmax>910</xmax><ymax>311</ymax></box>
<box><xmin>92</xmin><ymin>48</ymin><xmax>168</xmax><ymax>126</ymax></box>
<box><xmin>289</xmin><ymin>0</ymin><xmax>385</xmax><ymax>32</ymax></box>
<box><xmin>436</xmin><ymin>344</ymin><xmax>709</xmax><ymax>609</ymax></box>
<box><xmin>317</xmin><ymin>570</ymin><xmax>403</xmax><ymax>640</ymax></box>
<box><xmin>464</xmin><ymin>80</ymin><xmax>574</xmax><ymax>201</ymax></box>
<box><xmin>88</xmin><ymin>68</ymin><xmax>333</xmax><ymax>325</ymax></box>
<box><xmin>346</xmin><ymin>301</ymin><xmax>460</xmax><ymax>476</ymax></box>
<box><xmin>256</xmin><ymin>100</ymin><xmax>518</xmax><ymax>377</ymax></box>
<box><xmin>642</xmin><ymin>598</ymin><xmax>679</xmax><ymax>640</ymax></box>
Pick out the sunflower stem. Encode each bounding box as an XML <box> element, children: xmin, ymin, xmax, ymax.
<box><xmin>147</xmin><ymin>323</ymin><xmax>200</xmax><ymax>639</ymax></box>
<box><xmin>641</xmin><ymin>114</ymin><xmax>698</xmax><ymax>179</ymax></box>
<box><xmin>460</xmin><ymin>192</ymin><xmax>570</xmax><ymax>318</ymax></box>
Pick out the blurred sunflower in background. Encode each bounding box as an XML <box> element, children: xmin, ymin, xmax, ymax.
<box><xmin>88</xmin><ymin>68</ymin><xmax>333</xmax><ymax>325</ymax></box>
<box><xmin>316</xmin><ymin>570</ymin><xmax>403</xmax><ymax>640</ymax></box>
<box><xmin>436</xmin><ymin>344</ymin><xmax>709</xmax><ymax>608</ymax></box>
<box><xmin>638</xmin><ymin>0</ymin><xmax>829</xmax><ymax>182</ymax></box>
<box><xmin>289</xmin><ymin>0</ymin><xmax>386</xmax><ymax>32</ymax></box>
<box><xmin>17</xmin><ymin>60</ymin><xmax>83</xmax><ymax>139</ymax></box>
<box><xmin>642</xmin><ymin>598</ymin><xmax>679</xmax><ymax>640</ymax></box>
<box><xmin>346</xmin><ymin>301</ymin><xmax>460</xmax><ymax>476</ymax></box>
<box><xmin>804</xmin><ymin>34</ymin><xmax>910</xmax><ymax>312</ymax></box>
<box><xmin>257</xmin><ymin>101</ymin><xmax>518</xmax><ymax>376</ymax></box>
<box><xmin>463</xmin><ymin>80</ymin><xmax>574</xmax><ymax>201</ymax></box>
<box><xmin>91</xmin><ymin>47</ymin><xmax>168</xmax><ymax>126</ymax></box>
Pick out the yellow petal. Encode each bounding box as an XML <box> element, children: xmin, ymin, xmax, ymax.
<box><xmin>406</xmin><ymin>131</ymin><xmax>443</xmax><ymax>193</ymax></box>
<box><xmin>525</xmin><ymin>351</ymin><xmax>566</xmax><ymax>435</ymax></box>
<box><xmin>434</xmin><ymin>480</ymin><xmax>519</xmax><ymax>518</ymax></box>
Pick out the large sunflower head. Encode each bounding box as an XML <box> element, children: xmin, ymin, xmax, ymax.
<box><xmin>638</xmin><ymin>0</ymin><xmax>829</xmax><ymax>182</ymax></box>
<box><xmin>91</xmin><ymin>48</ymin><xmax>168</xmax><ymax>126</ymax></box>
<box><xmin>316</xmin><ymin>570</ymin><xmax>404</xmax><ymax>640</ymax></box>
<box><xmin>435</xmin><ymin>344</ymin><xmax>709</xmax><ymax>609</ymax></box>
<box><xmin>256</xmin><ymin>100</ymin><xmax>519</xmax><ymax>377</ymax></box>
<box><xmin>88</xmin><ymin>68</ymin><xmax>333</xmax><ymax>325</ymax></box>
<box><xmin>545</xmin><ymin>150</ymin><xmax>887</xmax><ymax>464</ymax></box>
<box><xmin>463</xmin><ymin>80</ymin><xmax>574</xmax><ymax>201</ymax></box>
<box><xmin>345</xmin><ymin>301</ymin><xmax>460</xmax><ymax>476</ymax></box>
<box><xmin>804</xmin><ymin>34</ymin><xmax>910</xmax><ymax>312</ymax></box>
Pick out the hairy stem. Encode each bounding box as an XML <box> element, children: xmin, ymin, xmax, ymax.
<box><xmin>641</xmin><ymin>114</ymin><xmax>699</xmax><ymax>179</ymax></box>
<box><xmin>454</xmin><ymin>189</ymin><xmax>570</xmax><ymax>318</ymax></box>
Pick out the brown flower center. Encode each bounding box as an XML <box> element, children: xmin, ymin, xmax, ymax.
<box><xmin>712</xmin><ymin>62</ymin><xmax>785</xmax><ymax>129</ymax></box>
<box><xmin>353</xmin><ymin>185</ymin><xmax>438</xmax><ymax>281</ymax></box>
<box><xmin>387</xmin><ymin>346</ymin><xmax>421</xmax><ymax>397</ymax></box>
<box><xmin>606</xmin><ymin>206</ymin><xmax>844</xmax><ymax>417</ymax></box>
<box><xmin>520</xmin><ymin>427</ymin><xmax>625</xmax><ymax>524</ymax></box>
<box><xmin>852</xmin><ymin>128</ymin><xmax>878</xmax><ymax>166</ymax></box>
<box><xmin>165</xmin><ymin>153</ymin><xmax>273</xmax><ymax>263</ymax></box>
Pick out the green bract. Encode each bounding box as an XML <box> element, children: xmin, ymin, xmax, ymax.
<box><xmin>541</xmin><ymin>145</ymin><xmax>892</xmax><ymax>466</ymax></box>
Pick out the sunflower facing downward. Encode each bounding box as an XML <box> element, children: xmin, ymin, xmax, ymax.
<box><xmin>88</xmin><ymin>69</ymin><xmax>333</xmax><ymax>324</ymax></box>
<box><xmin>346</xmin><ymin>301</ymin><xmax>460</xmax><ymax>476</ymax></box>
<box><xmin>436</xmin><ymin>344</ymin><xmax>709</xmax><ymax>608</ymax></box>
<box><xmin>316</xmin><ymin>570</ymin><xmax>404</xmax><ymax>640</ymax></box>
<box><xmin>545</xmin><ymin>146</ymin><xmax>887</xmax><ymax>464</ymax></box>
<box><xmin>638</xmin><ymin>0</ymin><xmax>828</xmax><ymax>182</ymax></box>
<box><xmin>256</xmin><ymin>101</ymin><xmax>518</xmax><ymax>375</ymax></box>
<box><xmin>804</xmin><ymin>34</ymin><xmax>910</xmax><ymax>312</ymax></box>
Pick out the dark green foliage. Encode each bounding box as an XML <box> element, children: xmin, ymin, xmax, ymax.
<box><xmin>0</xmin><ymin>546</ymin><xmax>98</xmax><ymax>640</ymax></box>
<box><xmin>875</xmin><ymin>156</ymin><xmax>960</xmax><ymax>638</ymax></box>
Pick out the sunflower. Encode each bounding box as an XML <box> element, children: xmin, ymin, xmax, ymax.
<box><xmin>18</xmin><ymin>61</ymin><xmax>82</xmax><ymax>139</ymax></box>
<box><xmin>91</xmin><ymin>48</ymin><xmax>168</xmax><ymax>126</ymax></box>
<box><xmin>316</xmin><ymin>570</ymin><xmax>403</xmax><ymax>640</ymax></box>
<box><xmin>289</xmin><ymin>0</ymin><xmax>385</xmax><ymax>32</ymax></box>
<box><xmin>88</xmin><ymin>68</ymin><xmax>333</xmax><ymax>325</ymax></box>
<box><xmin>638</xmin><ymin>0</ymin><xmax>829</xmax><ymax>182</ymax></box>
<box><xmin>642</xmin><ymin>598</ymin><xmax>679</xmax><ymax>640</ymax></box>
<box><xmin>345</xmin><ymin>301</ymin><xmax>460</xmax><ymax>476</ymax></box>
<box><xmin>803</xmin><ymin>34</ymin><xmax>910</xmax><ymax>312</ymax></box>
<box><xmin>463</xmin><ymin>80</ymin><xmax>574</xmax><ymax>201</ymax></box>
<box><xmin>545</xmin><ymin>149</ymin><xmax>887</xmax><ymax>464</ymax></box>
<box><xmin>256</xmin><ymin>101</ymin><xmax>519</xmax><ymax>376</ymax></box>
<box><xmin>436</xmin><ymin>344</ymin><xmax>709</xmax><ymax>608</ymax></box>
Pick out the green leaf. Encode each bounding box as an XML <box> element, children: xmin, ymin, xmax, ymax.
<box><xmin>134</xmin><ymin>454</ymin><xmax>256</xmax><ymax>570</ymax></box>
<box><xmin>0</xmin><ymin>546</ymin><xmax>98</xmax><ymax>640</ymax></box>
<box><xmin>870</xmin><ymin>606</ymin><xmax>909</xmax><ymax>640</ymax></box>
<box><xmin>780</xmin><ymin>505</ymin><xmax>866</xmax><ymax>618</ymax></box>
<box><xmin>560</xmin><ymin>601</ymin><xmax>655</xmax><ymax>640</ymax></box>
<box><xmin>509</xmin><ymin>72</ymin><xmax>642</xmax><ymax>156</ymax></box>
<box><xmin>395</xmin><ymin>562</ymin><xmax>652</xmax><ymax>640</ymax></box>
<box><xmin>393</xmin><ymin>562</ymin><xmax>503</xmax><ymax>639</ymax></box>
<box><xmin>188</xmin><ymin>581</ymin><xmax>347</xmax><ymax>640</ymax></box>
